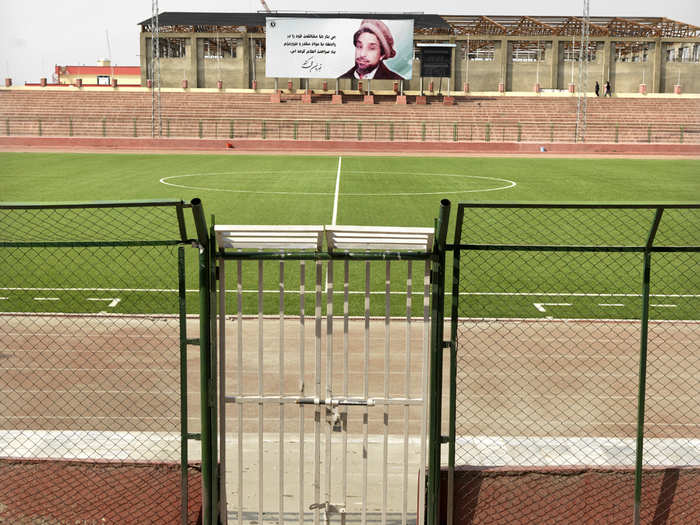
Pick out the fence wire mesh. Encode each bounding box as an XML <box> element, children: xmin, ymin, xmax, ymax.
<box><xmin>449</xmin><ymin>204</ymin><xmax>699</xmax><ymax>524</ymax></box>
<box><xmin>0</xmin><ymin>201</ymin><xmax>202</xmax><ymax>524</ymax></box>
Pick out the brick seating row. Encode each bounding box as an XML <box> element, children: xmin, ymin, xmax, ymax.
<box><xmin>1</xmin><ymin>90</ymin><xmax>698</xmax><ymax>144</ymax></box>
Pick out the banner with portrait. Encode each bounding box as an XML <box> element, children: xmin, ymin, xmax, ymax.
<box><xmin>265</xmin><ymin>18</ymin><xmax>414</xmax><ymax>80</ymax></box>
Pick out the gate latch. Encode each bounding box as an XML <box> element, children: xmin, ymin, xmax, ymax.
<box><xmin>310</xmin><ymin>501</ymin><xmax>346</xmax><ymax>523</ymax></box>
<box><xmin>327</xmin><ymin>406</ymin><xmax>342</xmax><ymax>432</ymax></box>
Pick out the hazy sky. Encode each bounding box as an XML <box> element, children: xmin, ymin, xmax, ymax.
<box><xmin>1</xmin><ymin>0</ymin><xmax>698</xmax><ymax>83</ymax></box>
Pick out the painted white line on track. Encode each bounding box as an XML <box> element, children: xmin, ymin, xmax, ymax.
<box><xmin>332</xmin><ymin>156</ymin><xmax>341</xmax><ymax>225</ymax></box>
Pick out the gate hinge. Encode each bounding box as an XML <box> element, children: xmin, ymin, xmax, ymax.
<box><xmin>441</xmin><ymin>341</ymin><xmax>451</xmax><ymax>348</ymax></box>
<box><xmin>440</xmin><ymin>435</ymin><xmax>450</xmax><ymax>444</ymax></box>
<box><xmin>186</xmin><ymin>338</ymin><xmax>200</xmax><ymax>346</ymax></box>
<box><xmin>215</xmin><ymin>265</ymin><xmax>220</xmax><ymax>281</ymax></box>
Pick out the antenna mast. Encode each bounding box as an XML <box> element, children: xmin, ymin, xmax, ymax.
<box><xmin>575</xmin><ymin>0</ymin><xmax>590</xmax><ymax>143</ymax></box>
<box><xmin>151</xmin><ymin>0</ymin><xmax>162</xmax><ymax>138</ymax></box>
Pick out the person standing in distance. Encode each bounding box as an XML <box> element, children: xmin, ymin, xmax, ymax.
<box><xmin>604</xmin><ymin>80</ymin><xmax>612</xmax><ymax>97</ymax></box>
<box><xmin>340</xmin><ymin>19</ymin><xmax>404</xmax><ymax>80</ymax></box>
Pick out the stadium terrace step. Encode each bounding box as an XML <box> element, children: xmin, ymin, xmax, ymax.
<box><xmin>1</xmin><ymin>90</ymin><xmax>698</xmax><ymax>144</ymax></box>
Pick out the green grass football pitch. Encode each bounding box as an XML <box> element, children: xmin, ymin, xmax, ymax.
<box><xmin>1</xmin><ymin>152</ymin><xmax>698</xmax><ymax>319</ymax></box>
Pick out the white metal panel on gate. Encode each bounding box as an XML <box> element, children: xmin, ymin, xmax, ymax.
<box><xmin>216</xmin><ymin>225</ymin><xmax>432</xmax><ymax>525</ymax></box>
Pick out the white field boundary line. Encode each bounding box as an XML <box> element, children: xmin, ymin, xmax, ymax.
<box><xmin>2</xmin><ymin>287</ymin><xmax>699</xmax><ymax>298</ymax></box>
<box><xmin>332</xmin><ymin>155</ymin><xmax>341</xmax><ymax>226</ymax></box>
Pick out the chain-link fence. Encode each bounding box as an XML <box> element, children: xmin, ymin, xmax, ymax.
<box><xmin>445</xmin><ymin>204</ymin><xmax>699</xmax><ymax>524</ymax></box>
<box><xmin>3</xmin><ymin>115</ymin><xmax>698</xmax><ymax>144</ymax></box>
<box><xmin>0</xmin><ymin>201</ymin><xmax>204</xmax><ymax>524</ymax></box>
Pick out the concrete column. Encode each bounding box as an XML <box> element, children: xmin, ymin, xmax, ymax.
<box><xmin>602</xmin><ymin>38</ymin><xmax>612</xmax><ymax>87</ymax></box>
<box><xmin>189</xmin><ymin>36</ymin><xmax>198</xmax><ymax>87</ymax></box>
<box><xmin>651</xmin><ymin>38</ymin><xmax>662</xmax><ymax>93</ymax></box>
<box><xmin>140</xmin><ymin>34</ymin><xmax>149</xmax><ymax>86</ymax></box>
<box><xmin>550</xmin><ymin>37</ymin><xmax>560</xmax><ymax>89</ymax></box>
<box><xmin>449</xmin><ymin>36</ymin><xmax>456</xmax><ymax>93</ymax></box>
<box><xmin>498</xmin><ymin>38</ymin><xmax>508</xmax><ymax>91</ymax></box>
<box><xmin>241</xmin><ymin>31</ymin><xmax>250</xmax><ymax>89</ymax></box>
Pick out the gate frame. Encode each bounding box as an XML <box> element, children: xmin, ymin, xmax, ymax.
<box><xmin>214</xmin><ymin>221</ymin><xmax>441</xmax><ymax>525</ymax></box>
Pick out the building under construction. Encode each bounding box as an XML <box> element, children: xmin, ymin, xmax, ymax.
<box><xmin>139</xmin><ymin>12</ymin><xmax>700</xmax><ymax>94</ymax></box>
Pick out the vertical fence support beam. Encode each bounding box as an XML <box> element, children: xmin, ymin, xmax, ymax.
<box><xmin>427</xmin><ymin>199</ymin><xmax>451</xmax><ymax>525</ymax></box>
<box><xmin>178</xmin><ymin>247</ymin><xmax>189</xmax><ymax>525</ymax></box>
<box><xmin>633</xmin><ymin>207</ymin><xmax>663</xmax><ymax>525</ymax></box>
<box><xmin>192</xmin><ymin>198</ymin><xmax>215</xmax><ymax>525</ymax></box>
<box><xmin>447</xmin><ymin>205</ymin><xmax>464</xmax><ymax>525</ymax></box>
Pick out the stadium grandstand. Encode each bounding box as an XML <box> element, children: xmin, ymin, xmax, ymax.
<box><xmin>139</xmin><ymin>12</ymin><xmax>700</xmax><ymax>94</ymax></box>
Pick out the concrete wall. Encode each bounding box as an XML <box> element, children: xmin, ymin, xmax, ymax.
<box><xmin>195</xmin><ymin>37</ymin><xmax>246</xmax><ymax>89</ymax></box>
<box><xmin>454</xmin><ymin>41</ymin><xmax>503</xmax><ymax>92</ymax></box>
<box><xmin>140</xmin><ymin>30</ymin><xmax>700</xmax><ymax>93</ymax></box>
<box><xmin>507</xmin><ymin>42</ymin><xmax>552</xmax><ymax>92</ymax></box>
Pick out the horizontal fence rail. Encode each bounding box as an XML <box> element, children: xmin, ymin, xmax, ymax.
<box><xmin>2</xmin><ymin>115</ymin><xmax>698</xmax><ymax>144</ymax></box>
<box><xmin>444</xmin><ymin>203</ymin><xmax>699</xmax><ymax>525</ymax></box>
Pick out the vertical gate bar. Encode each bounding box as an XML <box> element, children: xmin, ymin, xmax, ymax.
<box><xmin>447</xmin><ymin>205</ymin><xmax>464</xmax><ymax>525</ymax></box>
<box><xmin>218</xmin><ymin>256</ymin><xmax>227</xmax><ymax>523</ymax></box>
<box><xmin>634</xmin><ymin>207</ymin><xmax>664</xmax><ymax>525</ymax></box>
<box><xmin>299</xmin><ymin>261</ymin><xmax>306</xmax><ymax>525</ymax></box>
<box><xmin>279</xmin><ymin>261</ymin><xmax>285</xmax><ymax>525</ymax></box>
<box><xmin>418</xmin><ymin>260</ymin><xmax>430</xmax><ymax>525</ymax></box>
<box><xmin>314</xmin><ymin>260</ymin><xmax>323</xmax><ymax>525</ymax></box>
<box><xmin>208</xmin><ymin>220</ymin><xmax>219</xmax><ymax>525</ymax></box>
<box><xmin>427</xmin><ymin>199</ymin><xmax>451</xmax><ymax>525</ymax></box>
<box><xmin>383</xmin><ymin>261</ymin><xmax>391</xmax><ymax>525</ymax></box>
<box><xmin>178</xmin><ymin>247</ymin><xmax>189</xmax><ymax>525</ymax></box>
<box><xmin>326</xmin><ymin>261</ymin><xmax>334</xmax><ymax>513</ymax></box>
<box><xmin>193</xmin><ymin>199</ymin><xmax>213</xmax><ymax>525</ymax></box>
<box><xmin>403</xmin><ymin>260</ymin><xmax>413</xmax><ymax>525</ymax></box>
<box><xmin>362</xmin><ymin>261</ymin><xmax>371</xmax><ymax>525</ymax></box>
<box><xmin>258</xmin><ymin>259</ymin><xmax>264</xmax><ymax>525</ymax></box>
<box><xmin>237</xmin><ymin>260</ymin><xmax>244</xmax><ymax>525</ymax></box>
<box><xmin>342</xmin><ymin>260</ymin><xmax>350</xmax><ymax>525</ymax></box>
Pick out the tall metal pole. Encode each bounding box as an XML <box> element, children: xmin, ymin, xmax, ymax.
<box><xmin>575</xmin><ymin>0</ymin><xmax>590</xmax><ymax>143</ymax></box>
<box><xmin>151</xmin><ymin>0</ymin><xmax>162</xmax><ymax>138</ymax></box>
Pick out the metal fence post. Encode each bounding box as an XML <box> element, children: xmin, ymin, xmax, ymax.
<box><xmin>633</xmin><ymin>207</ymin><xmax>664</xmax><ymax>525</ymax></box>
<box><xmin>178</xmin><ymin>247</ymin><xmax>189</xmax><ymax>525</ymax></box>
<box><xmin>192</xmin><ymin>198</ymin><xmax>215</xmax><ymax>525</ymax></box>
<box><xmin>427</xmin><ymin>199</ymin><xmax>451</xmax><ymax>525</ymax></box>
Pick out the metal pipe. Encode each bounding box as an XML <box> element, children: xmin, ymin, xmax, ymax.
<box><xmin>427</xmin><ymin>199</ymin><xmax>451</xmax><ymax>525</ymax></box>
<box><xmin>633</xmin><ymin>208</ymin><xmax>664</xmax><ymax>525</ymax></box>
<box><xmin>192</xmin><ymin>200</ymin><xmax>213</xmax><ymax>525</ymax></box>
<box><xmin>178</xmin><ymin>247</ymin><xmax>189</xmax><ymax>525</ymax></box>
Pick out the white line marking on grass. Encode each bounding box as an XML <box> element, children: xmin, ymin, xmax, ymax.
<box><xmin>533</xmin><ymin>302</ymin><xmax>572</xmax><ymax>313</ymax></box>
<box><xmin>599</xmin><ymin>303</ymin><xmax>625</xmax><ymax>307</ymax></box>
<box><xmin>87</xmin><ymin>297</ymin><xmax>121</xmax><ymax>308</ymax></box>
<box><xmin>332</xmin><ymin>156</ymin><xmax>341</xmax><ymax>225</ymax></box>
<box><xmin>34</xmin><ymin>297</ymin><xmax>59</xmax><ymax>301</ymax></box>
<box><xmin>652</xmin><ymin>304</ymin><xmax>677</xmax><ymax>308</ymax></box>
<box><xmin>160</xmin><ymin>171</ymin><xmax>516</xmax><ymax>196</ymax></box>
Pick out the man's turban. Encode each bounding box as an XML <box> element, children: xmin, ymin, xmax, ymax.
<box><xmin>353</xmin><ymin>19</ymin><xmax>396</xmax><ymax>59</ymax></box>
